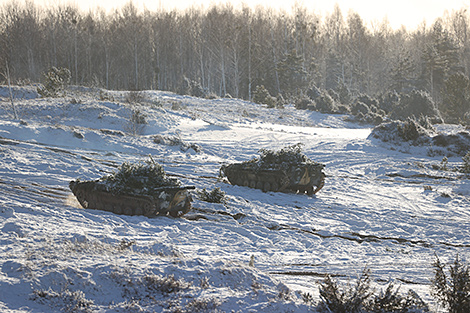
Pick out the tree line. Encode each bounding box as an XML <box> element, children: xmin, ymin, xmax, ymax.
<box><xmin>1</xmin><ymin>1</ymin><xmax>469</xmax><ymax>122</ymax></box>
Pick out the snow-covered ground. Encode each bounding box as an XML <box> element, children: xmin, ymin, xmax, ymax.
<box><xmin>0</xmin><ymin>86</ymin><xmax>469</xmax><ymax>312</ymax></box>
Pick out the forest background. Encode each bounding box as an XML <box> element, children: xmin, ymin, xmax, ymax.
<box><xmin>1</xmin><ymin>1</ymin><xmax>470</xmax><ymax>124</ymax></box>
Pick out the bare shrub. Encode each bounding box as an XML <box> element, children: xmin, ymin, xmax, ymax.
<box><xmin>31</xmin><ymin>288</ymin><xmax>94</xmax><ymax>313</ymax></box>
<box><xmin>143</xmin><ymin>274</ymin><xmax>192</xmax><ymax>294</ymax></box>
<box><xmin>125</xmin><ymin>90</ymin><xmax>145</xmax><ymax>104</ymax></box>
<box><xmin>124</xmin><ymin>108</ymin><xmax>147</xmax><ymax>136</ymax></box>
<box><xmin>99</xmin><ymin>90</ymin><xmax>114</xmax><ymax>101</ymax></box>
<box><xmin>185</xmin><ymin>298</ymin><xmax>221</xmax><ymax>312</ymax></box>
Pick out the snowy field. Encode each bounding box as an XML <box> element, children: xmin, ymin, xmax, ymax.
<box><xmin>0</xmin><ymin>86</ymin><xmax>469</xmax><ymax>312</ymax></box>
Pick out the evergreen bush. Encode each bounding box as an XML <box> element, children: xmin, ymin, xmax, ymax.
<box><xmin>37</xmin><ymin>67</ymin><xmax>71</xmax><ymax>98</ymax></box>
<box><xmin>370</xmin><ymin>118</ymin><xmax>433</xmax><ymax>144</ymax></box>
<box><xmin>461</xmin><ymin>152</ymin><xmax>470</xmax><ymax>174</ymax></box>
<box><xmin>392</xmin><ymin>90</ymin><xmax>442</xmax><ymax>122</ymax></box>
<box><xmin>253</xmin><ymin>85</ymin><xmax>277</xmax><ymax>108</ymax></box>
<box><xmin>314</xmin><ymin>90</ymin><xmax>338</xmax><ymax>114</ymax></box>
<box><xmin>378</xmin><ymin>91</ymin><xmax>400</xmax><ymax>114</ymax></box>
<box><xmin>431</xmin><ymin>254</ymin><xmax>470</xmax><ymax>313</ymax></box>
<box><xmin>294</xmin><ymin>94</ymin><xmax>313</xmax><ymax>110</ymax></box>
<box><xmin>306</xmin><ymin>85</ymin><xmax>321</xmax><ymax>101</ymax></box>
<box><xmin>317</xmin><ymin>267</ymin><xmax>429</xmax><ymax>313</ymax></box>
<box><xmin>317</xmin><ymin>267</ymin><xmax>372</xmax><ymax>313</ymax></box>
<box><xmin>351</xmin><ymin>101</ymin><xmax>370</xmax><ymax>115</ymax></box>
<box><xmin>197</xmin><ymin>187</ymin><xmax>226</xmax><ymax>203</ymax></box>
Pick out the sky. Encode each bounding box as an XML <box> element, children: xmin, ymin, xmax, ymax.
<box><xmin>4</xmin><ymin>0</ymin><xmax>470</xmax><ymax>30</ymax></box>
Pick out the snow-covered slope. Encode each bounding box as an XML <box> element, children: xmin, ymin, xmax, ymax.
<box><xmin>0</xmin><ymin>86</ymin><xmax>469</xmax><ymax>312</ymax></box>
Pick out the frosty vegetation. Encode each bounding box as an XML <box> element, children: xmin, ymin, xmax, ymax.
<box><xmin>1</xmin><ymin>1</ymin><xmax>470</xmax><ymax>312</ymax></box>
<box><xmin>1</xmin><ymin>1</ymin><xmax>470</xmax><ymax>126</ymax></box>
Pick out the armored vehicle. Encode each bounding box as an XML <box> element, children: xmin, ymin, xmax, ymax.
<box><xmin>220</xmin><ymin>144</ymin><xmax>325</xmax><ymax>195</ymax></box>
<box><xmin>69</xmin><ymin>159</ymin><xmax>194</xmax><ymax>218</ymax></box>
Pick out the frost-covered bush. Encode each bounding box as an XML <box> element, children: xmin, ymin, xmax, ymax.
<box><xmin>294</xmin><ymin>94</ymin><xmax>313</xmax><ymax>110</ymax></box>
<box><xmin>431</xmin><ymin>131</ymin><xmax>470</xmax><ymax>157</ymax></box>
<box><xmin>370</xmin><ymin>118</ymin><xmax>434</xmax><ymax>144</ymax></box>
<box><xmin>37</xmin><ymin>67</ymin><xmax>71</xmax><ymax>98</ymax></box>
<box><xmin>392</xmin><ymin>90</ymin><xmax>442</xmax><ymax>122</ymax></box>
<box><xmin>98</xmin><ymin>159</ymin><xmax>181</xmax><ymax>195</ymax></box>
<box><xmin>351</xmin><ymin>101</ymin><xmax>370</xmax><ymax>115</ymax></box>
<box><xmin>181</xmin><ymin>76</ymin><xmax>207</xmax><ymax>98</ymax></box>
<box><xmin>313</xmin><ymin>90</ymin><xmax>339</xmax><ymax>114</ymax></box>
<box><xmin>369</xmin><ymin>284</ymin><xmax>429</xmax><ymax>313</ymax></box>
<box><xmin>304</xmin><ymin>85</ymin><xmax>349</xmax><ymax>114</ymax></box>
<box><xmin>197</xmin><ymin>187</ymin><xmax>226</xmax><ymax>203</ymax></box>
<box><xmin>306</xmin><ymin>84</ymin><xmax>321</xmax><ymax>101</ymax></box>
<box><xmin>431</xmin><ymin>254</ymin><xmax>470</xmax><ymax>313</ymax></box>
<box><xmin>336</xmin><ymin>103</ymin><xmax>351</xmax><ymax>114</ymax></box>
<box><xmin>125</xmin><ymin>90</ymin><xmax>145</xmax><ymax>104</ymax></box>
<box><xmin>349</xmin><ymin>96</ymin><xmax>388</xmax><ymax>125</ymax></box>
<box><xmin>378</xmin><ymin>91</ymin><xmax>400</xmax><ymax>114</ymax></box>
<box><xmin>253</xmin><ymin>85</ymin><xmax>277</xmax><ymax>108</ymax></box>
<box><xmin>461</xmin><ymin>152</ymin><xmax>470</xmax><ymax>174</ymax></box>
<box><xmin>317</xmin><ymin>267</ymin><xmax>429</xmax><ymax>313</ymax></box>
<box><xmin>327</xmin><ymin>89</ymin><xmax>340</xmax><ymax>102</ymax></box>
<box><xmin>124</xmin><ymin>108</ymin><xmax>147</xmax><ymax>136</ymax></box>
<box><xmin>317</xmin><ymin>267</ymin><xmax>372</xmax><ymax>313</ymax></box>
<box><xmin>32</xmin><ymin>288</ymin><xmax>94</xmax><ymax>313</ymax></box>
<box><xmin>354</xmin><ymin>111</ymin><xmax>385</xmax><ymax>125</ymax></box>
<box><xmin>99</xmin><ymin>90</ymin><xmax>114</xmax><ymax>101</ymax></box>
<box><xmin>143</xmin><ymin>274</ymin><xmax>192</xmax><ymax>294</ymax></box>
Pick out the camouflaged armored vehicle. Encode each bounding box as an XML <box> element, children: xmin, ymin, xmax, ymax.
<box><xmin>220</xmin><ymin>144</ymin><xmax>325</xmax><ymax>195</ymax></box>
<box><xmin>70</xmin><ymin>159</ymin><xmax>194</xmax><ymax>218</ymax></box>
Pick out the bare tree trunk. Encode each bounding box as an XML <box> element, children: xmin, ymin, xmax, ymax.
<box><xmin>74</xmin><ymin>24</ymin><xmax>78</xmax><ymax>85</ymax></box>
<box><xmin>248</xmin><ymin>23</ymin><xmax>252</xmax><ymax>100</ymax></box>
<box><xmin>270</xmin><ymin>28</ymin><xmax>281</xmax><ymax>95</ymax></box>
<box><xmin>221</xmin><ymin>45</ymin><xmax>227</xmax><ymax>96</ymax></box>
<box><xmin>105</xmin><ymin>45</ymin><xmax>110</xmax><ymax>89</ymax></box>
<box><xmin>5</xmin><ymin>62</ymin><xmax>18</xmax><ymax>120</ymax></box>
<box><xmin>134</xmin><ymin>36</ymin><xmax>138</xmax><ymax>89</ymax></box>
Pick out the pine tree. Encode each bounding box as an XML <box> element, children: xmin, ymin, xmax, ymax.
<box><xmin>442</xmin><ymin>72</ymin><xmax>470</xmax><ymax>122</ymax></box>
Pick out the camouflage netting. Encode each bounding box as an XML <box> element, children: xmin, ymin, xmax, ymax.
<box><xmin>242</xmin><ymin>144</ymin><xmax>323</xmax><ymax>172</ymax></box>
<box><xmin>98</xmin><ymin>159</ymin><xmax>181</xmax><ymax>195</ymax></box>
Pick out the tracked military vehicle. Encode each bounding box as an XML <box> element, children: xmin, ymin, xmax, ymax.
<box><xmin>220</xmin><ymin>144</ymin><xmax>325</xmax><ymax>195</ymax></box>
<box><xmin>69</xmin><ymin>159</ymin><xmax>194</xmax><ymax>218</ymax></box>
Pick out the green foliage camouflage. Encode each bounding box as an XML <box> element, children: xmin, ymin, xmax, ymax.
<box><xmin>241</xmin><ymin>143</ymin><xmax>323</xmax><ymax>173</ymax></box>
<box><xmin>98</xmin><ymin>158</ymin><xmax>181</xmax><ymax>195</ymax></box>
